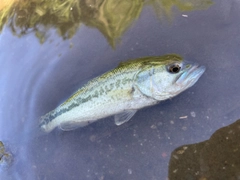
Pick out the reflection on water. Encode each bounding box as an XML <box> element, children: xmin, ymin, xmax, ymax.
<box><xmin>80</xmin><ymin>0</ymin><xmax>143</xmax><ymax>47</ymax></box>
<box><xmin>0</xmin><ymin>0</ymin><xmax>212</xmax><ymax>46</ymax></box>
<box><xmin>147</xmin><ymin>0</ymin><xmax>213</xmax><ymax>19</ymax></box>
<box><xmin>169</xmin><ymin>119</ymin><xmax>240</xmax><ymax>180</ymax></box>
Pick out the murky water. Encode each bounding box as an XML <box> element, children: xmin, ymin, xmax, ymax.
<box><xmin>1</xmin><ymin>0</ymin><xmax>240</xmax><ymax>179</ymax></box>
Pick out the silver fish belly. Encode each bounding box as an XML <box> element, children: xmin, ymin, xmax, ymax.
<box><xmin>40</xmin><ymin>65</ymin><xmax>157</xmax><ymax>132</ymax></box>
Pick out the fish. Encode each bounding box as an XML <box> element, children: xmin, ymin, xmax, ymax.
<box><xmin>39</xmin><ymin>54</ymin><xmax>205</xmax><ymax>133</ymax></box>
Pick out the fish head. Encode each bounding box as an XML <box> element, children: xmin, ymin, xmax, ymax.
<box><xmin>135</xmin><ymin>56</ymin><xmax>206</xmax><ymax>101</ymax></box>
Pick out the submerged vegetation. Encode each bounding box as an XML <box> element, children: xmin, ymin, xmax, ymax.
<box><xmin>0</xmin><ymin>141</ymin><xmax>12</xmax><ymax>168</ymax></box>
<box><xmin>0</xmin><ymin>0</ymin><xmax>213</xmax><ymax>46</ymax></box>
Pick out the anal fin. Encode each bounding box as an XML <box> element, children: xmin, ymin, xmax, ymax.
<box><xmin>59</xmin><ymin>120</ymin><xmax>92</xmax><ymax>131</ymax></box>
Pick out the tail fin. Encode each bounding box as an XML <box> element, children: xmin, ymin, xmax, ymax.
<box><xmin>38</xmin><ymin>110</ymin><xmax>57</xmax><ymax>133</ymax></box>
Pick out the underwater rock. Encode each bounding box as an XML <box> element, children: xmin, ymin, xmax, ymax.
<box><xmin>169</xmin><ymin>119</ymin><xmax>240</xmax><ymax>180</ymax></box>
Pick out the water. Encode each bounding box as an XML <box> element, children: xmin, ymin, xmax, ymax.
<box><xmin>0</xmin><ymin>0</ymin><xmax>240</xmax><ymax>179</ymax></box>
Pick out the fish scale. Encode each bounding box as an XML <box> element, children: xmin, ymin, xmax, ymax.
<box><xmin>40</xmin><ymin>54</ymin><xmax>205</xmax><ymax>133</ymax></box>
<box><xmin>40</xmin><ymin>63</ymin><xmax>140</xmax><ymax>132</ymax></box>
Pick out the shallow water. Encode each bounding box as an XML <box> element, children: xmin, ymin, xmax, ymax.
<box><xmin>1</xmin><ymin>0</ymin><xmax>240</xmax><ymax>179</ymax></box>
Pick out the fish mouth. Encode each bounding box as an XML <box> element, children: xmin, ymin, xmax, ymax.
<box><xmin>176</xmin><ymin>63</ymin><xmax>206</xmax><ymax>87</ymax></box>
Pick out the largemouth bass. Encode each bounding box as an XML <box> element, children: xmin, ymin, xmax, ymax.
<box><xmin>40</xmin><ymin>54</ymin><xmax>205</xmax><ymax>133</ymax></box>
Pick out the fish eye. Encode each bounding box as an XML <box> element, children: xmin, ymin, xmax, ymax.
<box><xmin>168</xmin><ymin>64</ymin><xmax>181</xmax><ymax>73</ymax></box>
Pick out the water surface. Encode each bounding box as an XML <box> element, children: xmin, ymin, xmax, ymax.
<box><xmin>0</xmin><ymin>0</ymin><xmax>240</xmax><ymax>179</ymax></box>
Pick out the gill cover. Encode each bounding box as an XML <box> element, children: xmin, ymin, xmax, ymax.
<box><xmin>134</xmin><ymin>60</ymin><xmax>183</xmax><ymax>101</ymax></box>
<box><xmin>134</xmin><ymin>65</ymin><xmax>159</xmax><ymax>99</ymax></box>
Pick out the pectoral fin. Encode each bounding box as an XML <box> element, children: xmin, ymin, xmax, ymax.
<box><xmin>114</xmin><ymin>110</ymin><xmax>137</xmax><ymax>126</ymax></box>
